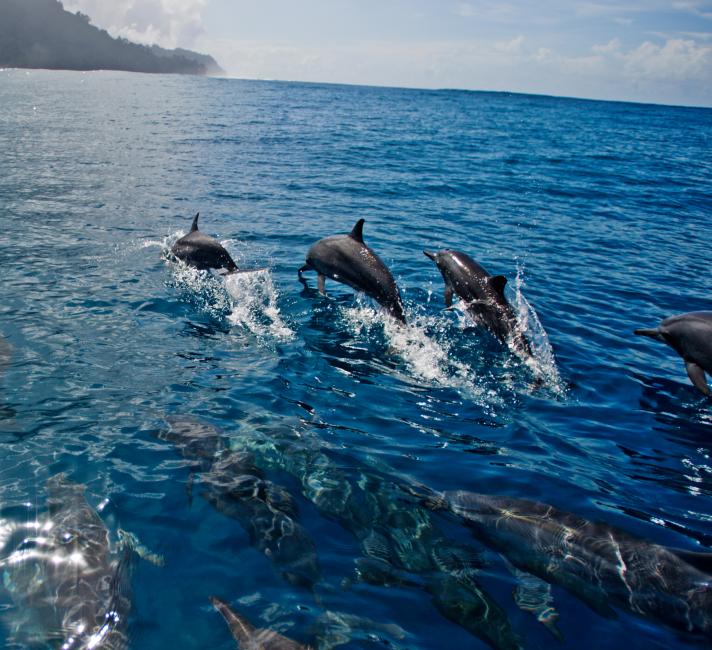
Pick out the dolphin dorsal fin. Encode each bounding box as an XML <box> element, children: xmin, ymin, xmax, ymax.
<box><xmin>350</xmin><ymin>219</ymin><xmax>365</xmax><ymax>243</ymax></box>
<box><xmin>489</xmin><ymin>275</ymin><xmax>507</xmax><ymax>295</ymax></box>
<box><xmin>190</xmin><ymin>213</ymin><xmax>200</xmax><ymax>233</ymax></box>
<box><xmin>669</xmin><ymin>547</ymin><xmax>712</xmax><ymax>574</ymax></box>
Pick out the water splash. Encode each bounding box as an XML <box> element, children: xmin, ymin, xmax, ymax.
<box><xmin>511</xmin><ymin>266</ymin><xmax>565</xmax><ymax>395</ymax></box>
<box><xmin>156</xmin><ymin>233</ymin><xmax>293</xmax><ymax>342</ymax></box>
<box><xmin>224</xmin><ymin>270</ymin><xmax>294</xmax><ymax>341</ymax></box>
<box><xmin>340</xmin><ymin>300</ymin><xmax>501</xmax><ymax>409</ymax></box>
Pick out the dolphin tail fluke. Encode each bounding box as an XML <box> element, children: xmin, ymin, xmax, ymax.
<box><xmin>634</xmin><ymin>327</ymin><xmax>664</xmax><ymax>341</ymax></box>
<box><xmin>350</xmin><ymin>218</ymin><xmax>365</xmax><ymax>243</ymax></box>
<box><xmin>190</xmin><ymin>212</ymin><xmax>200</xmax><ymax>233</ymax></box>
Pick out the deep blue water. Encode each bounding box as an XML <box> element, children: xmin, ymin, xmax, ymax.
<box><xmin>1</xmin><ymin>69</ymin><xmax>711</xmax><ymax>649</ymax></box>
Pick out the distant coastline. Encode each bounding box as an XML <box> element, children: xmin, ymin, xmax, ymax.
<box><xmin>0</xmin><ymin>0</ymin><xmax>224</xmax><ymax>76</ymax></box>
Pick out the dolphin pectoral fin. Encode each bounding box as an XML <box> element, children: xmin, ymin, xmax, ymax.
<box><xmin>444</xmin><ymin>286</ymin><xmax>454</xmax><ymax>308</ymax></box>
<box><xmin>298</xmin><ymin>263</ymin><xmax>311</xmax><ymax>285</ymax></box>
<box><xmin>685</xmin><ymin>360</ymin><xmax>711</xmax><ymax>396</ymax></box>
<box><xmin>190</xmin><ymin>212</ymin><xmax>200</xmax><ymax>232</ymax></box>
<box><xmin>318</xmin><ymin>274</ymin><xmax>327</xmax><ymax>296</ymax></box>
<box><xmin>350</xmin><ymin>218</ymin><xmax>365</xmax><ymax>243</ymax></box>
<box><xmin>488</xmin><ymin>275</ymin><xmax>508</xmax><ymax>296</ymax></box>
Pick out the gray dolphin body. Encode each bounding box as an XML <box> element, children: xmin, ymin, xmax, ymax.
<box><xmin>171</xmin><ymin>213</ymin><xmax>239</xmax><ymax>272</ymax></box>
<box><xmin>424</xmin><ymin>489</ymin><xmax>712</xmax><ymax>638</ymax></box>
<box><xmin>160</xmin><ymin>417</ymin><xmax>320</xmax><ymax>589</ymax></box>
<box><xmin>210</xmin><ymin>596</ymin><xmax>312</xmax><ymax>649</ymax></box>
<box><xmin>1</xmin><ymin>474</ymin><xmax>132</xmax><ymax>649</ymax></box>
<box><xmin>424</xmin><ymin>250</ymin><xmax>532</xmax><ymax>357</ymax></box>
<box><xmin>635</xmin><ymin>311</ymin><xmax>712</xmax><ymax>396</ymax></box>
<box><xmin>298</xmin><ymin>219</ymin><xmax>406</xmax><ymax>323</ymax></box>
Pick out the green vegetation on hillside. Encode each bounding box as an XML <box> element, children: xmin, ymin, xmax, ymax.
<box><xmin>0</xmin><ymin>0</ymin><xmax>224</xmax><ymax>75</ymax></box>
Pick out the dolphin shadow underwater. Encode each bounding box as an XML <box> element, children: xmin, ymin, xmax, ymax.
<box><xmin>158</xmin><ymin>416</ymin><xmax>321</xmax><ymax>591</ymax></box>
<box><xmin>635</xmin><ymin>312</ymin><xmax>712</xmax><ymax>397</ymax></box>
<box><xmin>411</xmin><ymin>486</ymin><xmax>712</xmax><ymax>641</ymax></box>
<box><xmin>298</xmin><ymin>219</ymin><xmax>407</xmax><ymax>324</ymax></box>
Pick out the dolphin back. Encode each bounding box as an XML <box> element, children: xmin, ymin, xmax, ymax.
<box><xmin>306</xmin><ymin>220</ymin><xmax>406</xmax><ymax>323</ymax></box>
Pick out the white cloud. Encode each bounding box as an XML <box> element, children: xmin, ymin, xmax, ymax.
<box><xmin>454</xmin><ymin>3</ymin><xmax>476</xmax><ymax>18</ymax></box>
<box><xmin>197</xmin><ymin>33</ymin><xmax>712</xmax><ymax>105</ymax></box>
<box><xmin>62</xmin><ymin>0</ymin><xmax>207</xmax><ymax>49</ymax></box>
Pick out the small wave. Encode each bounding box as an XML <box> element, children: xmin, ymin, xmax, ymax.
<box><xmin>340</xmin><ymin>301</ymin><xmax>501</xmax><ymax>409</ymax></box>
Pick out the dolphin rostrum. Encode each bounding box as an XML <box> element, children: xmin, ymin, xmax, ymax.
<box><xmin>424</xmin><ymin>249</ymin><xmax>532</xmax><ymax>358</ymax></box>
<box><xmin>0</xmin><ymin>474</ymin><xmax>134</xmax><ymax>649</ymax></box>
<box><xmin>635</xmin><ymin>311</ymin><xmax>712</xmax><ymax>396</ymax></box>
<box><xmin>420</xmin><ymin>488</ymin><xmax>712</xmax><ymax>639</ymax></box>
<box><xmin>298</xmin><ymin>219</ymin><xmax>406</xmax><ymax>323</ymax></box>
<box><xmin>210</xmin><ymin>596</ymin><xmax>312</xmax><ymax>649</ymax></box>
<box><xmin>171</xmin><ymin>213</ymin><xmax>239</xmax><ymax>273</ymax></box>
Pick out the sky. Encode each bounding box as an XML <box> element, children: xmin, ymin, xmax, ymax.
<box><xmin>62</xmin><ymin>1</ymin><xmax>712</xmax><ymax>107</ymax></box>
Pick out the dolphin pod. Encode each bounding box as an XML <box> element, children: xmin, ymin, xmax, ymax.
<box><xmin>635</xmin><ymin>311</ymin><xmax>712</xmax><ymax>396</ymax></box>
<box><xmin>417</xmin><ymin>487</ymin><xmax>712</xmax><ymax>639</ymax></box>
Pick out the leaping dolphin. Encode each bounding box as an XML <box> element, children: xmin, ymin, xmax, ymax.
<box><xmin>424</xmin><ymin>249</ymin><xmax>532</xmax><ymax>358</ymax></box>
<box><xmin>298</xmin><ymin>219</ymin><xmax>407</xmax><ymax>323</ymax></box>
<box><xmin>210</xmin><ymin>596</ymin><xmax>312</xmax><ymax>649</ymax></box>
<box><xmin>419</xmin><ymin>488</ymin><xmax>712</xmax><ymax>639</ymax></box>
<box><xmin>171</xmin><ymin>213</ymin><xmax>239</xmax><ymax>273</ymax></box>
<box><xmin>635</xmin><ymin>311</ymin><xmax>712</xmax><ymax>396</ymax></box>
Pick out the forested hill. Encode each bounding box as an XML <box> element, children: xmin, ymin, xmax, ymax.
<box><xmin>0</xmin><ymin>0</ymin><xmax>224</xmax><ymax>75</ymax></box>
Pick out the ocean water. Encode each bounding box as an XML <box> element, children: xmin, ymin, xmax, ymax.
<box><xmin>0</xmin><ymin>69</ymin><xmax>711</xmax><ymax>649</ymax></box>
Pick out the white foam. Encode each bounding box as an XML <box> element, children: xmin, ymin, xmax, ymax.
<box><xmin>340</xmin><ymin>301</ymin><xmax>499</xmax><ymax>408</ymax></box>
<box><xmin>224</xmin><ymin>270</ymin><xmax>294</xmax><ymax>341</ymax></box>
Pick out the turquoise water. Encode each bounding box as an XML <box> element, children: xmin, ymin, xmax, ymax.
<box><xmin>0</xmin><ymin>69</ymin><xmax>711</xmax><ymax>649</ymax></box>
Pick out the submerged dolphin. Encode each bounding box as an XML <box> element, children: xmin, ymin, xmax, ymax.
<box><xmin>0</xmin><ymin>474</ymin><xmax>133</xmax><ymax>649</ymax></box>
<box><xmin>159</xmin><ymin>416</ymin><xmax>321</xmax><ymax>589</ymax></box>
<box><xmin>210</xmin><ymin>596</ymin><xmax>312</xmax><ymax>649</ymax></box>
<box><xmin>298</xmin><ymin>219</ymin><xmax>407</xmax><ymax>323</ymax></box>
<box><xmin>424</xmin><ymin>249</ymin><xmax>532</xmax><ymax>358</ymax></box>
<box><xmin>635</xmin><ymin>311</ymin><xmax>712</xmax><ymax>396</ymax></box>
<box><xmin>171</xmin><ymin>213</ymin><xmax>239</xmax><ymax>272</ymax></box>
<box><xmin>422</xmin><ymin>488</ymin><xmax>712</xmax><ymax>639</ymax></box>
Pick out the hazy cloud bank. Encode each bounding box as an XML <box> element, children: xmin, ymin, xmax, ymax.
<box><xmin>63</xmin><ymin>0</ymin><xmax>207</xmax><ymax>49</ymax></box>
